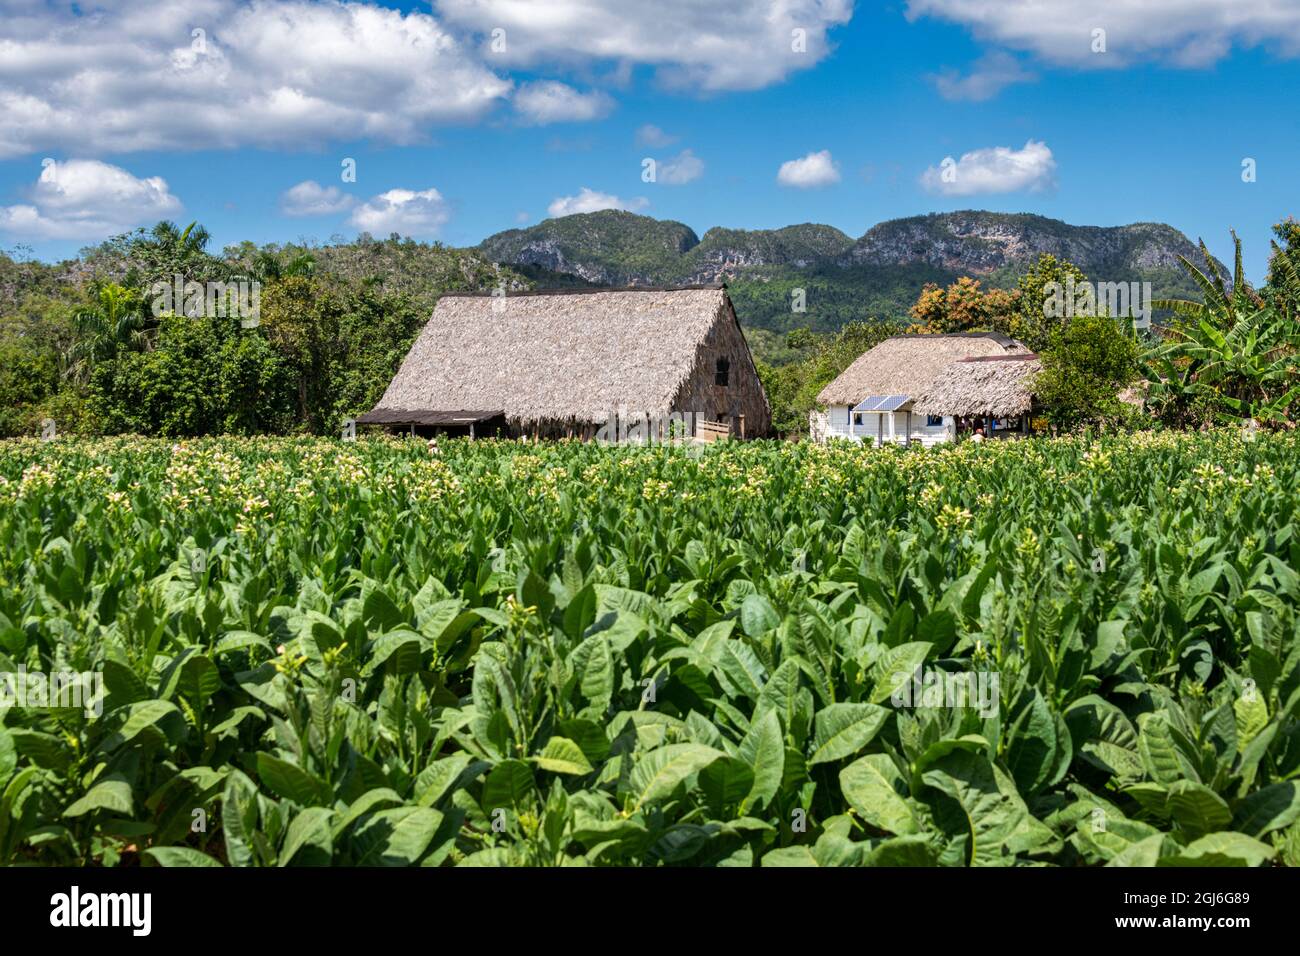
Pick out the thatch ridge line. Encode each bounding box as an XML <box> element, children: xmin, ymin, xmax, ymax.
<box><xmin>440</xmin><ymin>282</ymin><xmax>727</xmax><ymax>299</ymax></box>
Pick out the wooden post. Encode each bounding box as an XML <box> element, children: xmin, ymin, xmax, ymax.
<box><xmin>739</xmin><ymin>414</ymin><xmax>745</xmax><ymax>439</ymax></box>
<box><xmin>469</xmin><ymin>422</ymin><xmax>476</xmax><ymax>440</ymax></box>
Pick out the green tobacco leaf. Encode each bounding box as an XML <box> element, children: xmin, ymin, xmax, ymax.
<box><xmin>840</xmin><ymin>754</ymin><xmax>918</xmax><ymax>835</ymax></box>
<box><xmin>921</xmin><ymin>750</ymin><xmax>1022</xmax><ymax>867</ymax></box>
<box><xmin>353</xmin><ymin>807</ymin><xmax>443</xmax><ymax>866</ymax></box>
<box><xmin>1165</xmin><ymin>781</ymin><xmax>1232</xmax><ymax>838</ymax></box>
<box><xmin>534</xmin><ymin>737</ymin><xmax>594</xmax><ymax>776</ymax></box>
<box><xmin>870</xmin><ymin>642</ymin><xmax>932</xmax><ymax>705</ymax></box>
<box><xmin>1233</xmin><ymin>693</ymin><xmax>1269</xmax><ymax>748</ymax></box>
<box><xmin>143</xmin><ymin>847</ymin><xmax>224</xmax><ymax>867</ymax></box>
<box><xmin>1138</xmin><ymin>712</ymin><xmax>1196</xmax><ymax>785</ymax></box>
<box><xmin>0</xmin><ymin>730</ymin><xmax>14</xmax><ymax>780</ymax></box>
<box><xmin>256</xmin><ymin>754</ymin><xmax>329</xmax><ymax>806</ymax></box>
<box><xmin>280</xmin><ymin>806</ymin><xmax>334</xmax><ymax>866</ymax></box>
<box><xmin>64</xmin><ymin>776</ymin><xmax>134</xmax><ymax>818</ymax></box>
<box><xmin>739</xmin><ymin>594</ymin><xmax>780</xmax><ymax>637</ymax></box>
<box><xmin>738</xmin><ymin>709</ymin><xmax>784</xmax><ymax>812</ymax></box>
<box><xmin>699</xmin><ymin>755</ymin><xmax>755</xmax><ymax>810</ymax></box>
<box><xmin>103</xmin><ymin>700</ymin><xmax>183</xmax><ymax>751</ymax></box>
<box><xmin>1232</xmin><ymin>782</ymin><xmax>1300</xmax><ymax>836</ymax></box>
<box><xmin>808</xmin><ymin>702</ymin><xmax>889</xmax><ymax>765</ymax></box>
<box><xmin>761</xmin><ymin>846</ymin><xmax>820</xmax><ymax>867</ymax></box>
<box><xmin>1159</xmin><ymin>832</ymin><xmax>1276</xmax><ymax>867</ymax></box>
<box><xmin>482</xmin><ymin>759</ymin><xmax>535</xmax><ymax>813</ymax></box>
<box><xmin>628</xmin><ymin>744</ymin><xmax>723</xmax><ymax>811</ymax></box>
<box><xmin>363</xmin><ymin>630</ymin><xmax>424</xmax><ymax>676</ymax></box>
<box><xmin>1105</xmin><ymin>834</ymin><xmax>1169</xmax><ymax>867</ymax></box>
<box><xmin>1005</xmin><ymin>690</ymin><xmax>1058</xmax><ymax>796</ymax></box>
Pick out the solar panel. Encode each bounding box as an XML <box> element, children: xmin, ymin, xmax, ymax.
<box><xmin>853</xmin><ymin>394</ymin><xmax>911</xmax><ymax>412</ymax></box>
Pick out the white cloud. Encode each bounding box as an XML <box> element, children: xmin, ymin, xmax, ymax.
<box><xmin>348</xmin><ymin>188</ymin><xmax>450</xmax><ymax>237</ymax></box>
<box><xmin>920</xmin><ymin>140</ymin><xmax>1057</xmax><ymax>196</ymax></box>
<box><xmin>547</xmin><ymin>188</ymin><xmax>649</xmax><ymax>217</ymax></box>
<box><xmin>0</xmin><ymin>0</ymin><xmax>512</xmax><ymax>157</ymax></box>
<box><xmin>906</xmin><ymin>0</ymin><xmax>1300</xmax><ymax>68</ymax></box>
<box><xmin>279</xmin><ymin>180</ymin><xmax>355</xmax><ymax>217</ymax></box>
<box><xmin>0</xmin><ymin>158</ymin><xmax>181</xmax><ymax>240</ymax></box>
<box><xmin>776</xmin><ymin>150</ymin><xmax>841</xmax><ymax>188</ymax></box>
<box><xmin>635</xmin><ymin>124</ymin><xmax>678</xmax><ymax>148</ymax></box>
<box><xmin>932</xmin><ymin>51</ymin><xmax>1036</xmax><ymax>101</ymax></box>
<box><xmin>436</xmin><ymin>0</ymin><xmax>855</xmax><ymax>91</ymax></box>
<box><xmin>0</xmin><ymin>1</ymin><xmax>860</xmax><ymax>158</ymax></box>
<box><xmin>513</xmin><ymin>80</ymin><xmax>613</xmax><ymax>124</ymax></box>
<box><xmin>655</xmin><ymin>149</ymin><xmax>705</xmax><ymax>185</ymax></box>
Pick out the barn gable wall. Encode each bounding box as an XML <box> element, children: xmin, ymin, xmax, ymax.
<box><xmin>672</xmin><ymin>301</ymin><xmax>771</xmax><ymax>437</ymax></box>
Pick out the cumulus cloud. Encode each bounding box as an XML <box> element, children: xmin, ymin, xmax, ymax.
<box><xmin>0</xmin><ymin>1</ymin><xmax>861</xmax><ymax>158</ymax></box>
<box><xmin>776</xmin><ymin>150</ymin><xmax>841</xmax><ymax>188</ymax></box>
<box><xmin>348</xmin><ymin>188</ymin><xmax>450</xmax><ymax>237</ymax></box>
<box><xmin>513</xmin><ymin>80</ymin><xmax>614</xmax><ymax>124</ymax></box>
<box><xmin>906</xmin><ymin>0</ymin><xmax>1300</xmax><ymax>68</ymax></box>
<box><xmin>920</xmin><ymin>140</ymin><xmax>1057</xmax><ymax>196</ymax></box>
<box><xmin>654</xmin><ymin>149</ymin><xmax>705</xmax><ymax>185</ymax></box>
<box><xmin>0</xmin><ymin>0</ymin><xmax>511</xmax><ymax>157</ymax></box>
<box><xmin>0</xmin><ymin>158</ymin><xmax>181</xmax><ymax>240</ymax></box>
<box><xmin>436</xmin><ymin>0</ymin><xmax>855</xmax><ymax>91</ymax></box>
<box><xmin>279</xmin><ymin>180</ymin><xmax>355</xmax><ymax>217</ymax></box>
<box><xmin>932</xmin><ymin>51</ymin><xmax>1036</xmax><ymax>101</ymax></box>
<box><xmin>547</xmin><ymin>188</ymin><xmax>649</xmax><ymax>217</ymax></box>
<box><xmin>635</xmin><ymin>124</ymin><xmax>678</xmax><ymax>148</ymax></box>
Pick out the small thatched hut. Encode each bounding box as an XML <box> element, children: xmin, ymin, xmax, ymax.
<box><xmin>912</xmin><ymin>354</ymin><xmax>1041</xmax><ymax>432</ymax></box>
<box><xmin>813</xmin><ymin>332</ymin><xmax>1028</xmax><ymax>445</ymax></box>
<box><xmin>358</xmin><ymin>285</ymin><xmax>770</xmax><ymax>439</ymax></box>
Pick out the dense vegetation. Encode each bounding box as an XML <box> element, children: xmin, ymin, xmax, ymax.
<box><xmin>3</xmin><ymin>215</ymin><xmax>1297</xmax><ymax>441</ymax></box>
<box><xmin>1</xmin><ymin>431</ymin><xmax>1298</xmax><ymax>866</ymax></box>
<box><xmin>0</xmin><ymin>223</ymin><xmax>523</xmax><ymax>439</ymax></box>
<box><xmin>759</xmin><ymin>224</ymin><xmax>1300</xmax><ymax>437</ymax></box>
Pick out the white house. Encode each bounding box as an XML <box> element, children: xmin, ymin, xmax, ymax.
<box><xmin>812</xmin><ymin>332</ymin><xmax>1031</xmax><ymax>446</ymax></box>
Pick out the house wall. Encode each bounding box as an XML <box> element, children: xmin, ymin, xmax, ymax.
<box><xmin>673</xmin><ymin>301</ymin><xmax>772</xmax><ymax>437</ymax></box>
<box><xmin>819</xmin><ymin>405</ymin><xmax>955</xmax><ymax>447</ymax></box>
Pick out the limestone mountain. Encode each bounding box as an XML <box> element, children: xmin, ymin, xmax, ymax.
<box><xmin>477</xmin><ymin>209</ymin><xmax>1216</xmax><ymax>337</ymax></box>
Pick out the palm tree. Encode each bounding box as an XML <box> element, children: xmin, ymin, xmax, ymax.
<box><xmin>149</xmin><ymin>220</ymin><xmax>211</xmax><ymax>257</ymax></box>
<box><xmin>1147</xmin><ymin>234</ymin><xmax>1300</xmax><ymax>427</ymax></box>
<box><xmin>68</xmin><ymin>284</ymin><xmax>148</xmax><ymax>383</ymax></box>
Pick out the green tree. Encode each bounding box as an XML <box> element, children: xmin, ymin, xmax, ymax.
<box><xmin>760</xmin><ymin>320</ymin><xmax>902</xmax><ymax>436</ymax></box>
<box><xmin>1034</xmin><ymin>313</ymin><xmax>1141</xmax><ymax>429</ymax></box>
<box><xmin>90</xmin><ymin>314</ymin><xmax>293</xmax><ymax>436</ymax></box>
<box><xmin>1009</xmin><ymin>254</ymin><xmax>1089</xmax><ymax>352</ymax></box>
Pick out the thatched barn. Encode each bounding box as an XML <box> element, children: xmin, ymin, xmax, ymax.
<box><xmin>812</xmin><ymin>332</ymin><xmax>1029</xmax><ymax>445</ymax></box>
<box><xmin>358</xmin><ymin>285</ymin><xmax>770</xmax><ymax>440</ymax></box>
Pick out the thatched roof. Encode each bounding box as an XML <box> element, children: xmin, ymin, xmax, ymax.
<box><xmin>817</xmin><ymin>333</ymin><xmax>1026</xmax><ymax>406</ymax></box>
<box><xmin>367</xmin><ymin>286</ymin><xmax>738</xmax><ymax>425</ymax></box>
<box><xmin>912</xmin><ymin>355</ymin><xmax>1041</xmax><ymax>417</ymax></box>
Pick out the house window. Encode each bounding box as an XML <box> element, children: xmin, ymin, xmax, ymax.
<box><xmin>853</xmin><ymin>413</ymin><xmax>863</xmax><ymax>426</ymax></box>
<box><xmin>926</xmin><ymin>415</ymin><xmax>944</xmax><ymax>427</ymax></box>
<box><xmin>715</xmin><ymin>358</ymin><xmax>730</xmax><ymax>387</ymax></box>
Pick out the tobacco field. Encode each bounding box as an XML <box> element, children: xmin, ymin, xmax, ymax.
<box><xmin>0</xmin><ymin>431</ymin><xmax>1298</xmax><ymax>867</ymax></box>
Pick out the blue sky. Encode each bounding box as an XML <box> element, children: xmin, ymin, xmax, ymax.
<box><xmin>1</xmin><ymin>0</ymin><xmax>1298</xmax><ymax>280</ymax></box>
